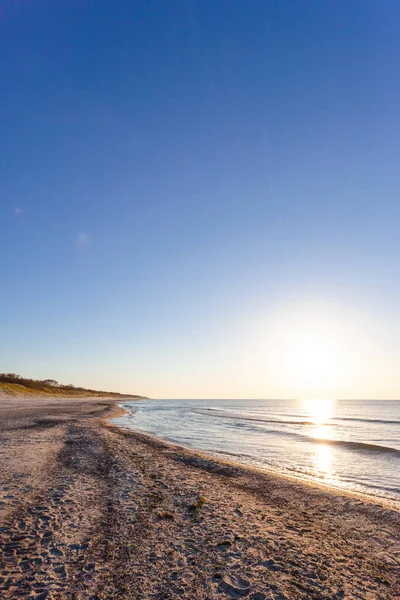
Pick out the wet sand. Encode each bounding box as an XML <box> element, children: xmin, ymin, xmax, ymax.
<box><xmin>0</xmin><ymin>396</ymin><xmax>399</xmax><ymax>599</ymax></box>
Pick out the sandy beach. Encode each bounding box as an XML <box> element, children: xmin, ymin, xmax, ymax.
<box><xmin>0</xmin><ymin>396</ymin><xmax>399</xmax><ymax>599</ymax></box>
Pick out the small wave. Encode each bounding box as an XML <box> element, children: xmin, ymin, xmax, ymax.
<box><xmin>213</xmin><ymin>450</ymin><xmax>255</xmax><ymax>460</ymax></box>
<box><xmin>193</xmin><ymin>408</ymin><xmax>315</xmax><ymax>426</ymax></box>
<box><xmin>195</xmin><ymin>407</ymin><xmax>400</xmax><ymax>427</ymax></box>
<box><xmin>245</xmin><ymin>427</ymin><xmax>400</xmax><ymax>454</ymax></box>
<box><xmin>254</xmin><ymin>427</ymin><xmax>400</xmax><ymax>455</ymax></box>
<box><xmin>335</xmin><ymin>416</ymin><xmax>400</xmax><ymax>426</ymax></box>
<box><xmin>315</xmin><ymin>438</ymin><xmax>400</xmax><ymax>455</ymax></box>
<box><xmin>193</xmin><ymin>409</ymin><xmax>400</xmax><ymax>454</ymax></box>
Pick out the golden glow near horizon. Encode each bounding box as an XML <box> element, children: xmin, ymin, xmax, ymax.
<box><xmin>241</xmin><ymin>297</ymin><xmax>395</xmax><ymax>400</ymax></box>
<box><xmin>94</xmin><ymin>296</ymin><xmax>399</xmax><ymax>400</ymax></box>
<box><xmin>274</xmin><ymin>315</ymin><xmax>357</xmax><ymax>396</ymax></box>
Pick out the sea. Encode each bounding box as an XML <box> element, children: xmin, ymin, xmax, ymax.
<box><xmin>113</xmin><ymin>398</ymin><xmax>400</xmax><ymax>503</ymax></box>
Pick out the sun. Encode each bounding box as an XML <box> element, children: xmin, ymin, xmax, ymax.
<box><xmin>261</xmin><ymin>302</ymin><xmax>362</xmax><ymax>397</ymax></box>
<box><xmin>245</xmin><ymin>297</ymin><xmax>376</xmax><ymax>399</ymax></box>
<box><xmin>284</xmin><ymin>323</ymin><xmax>348</xmax><ymax>393</ymax></box>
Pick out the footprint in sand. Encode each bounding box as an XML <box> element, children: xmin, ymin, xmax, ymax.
<box><xmin>218</xmin><ymin>574</ymin><xmax>251</xmax><ymax>598</ymax></box>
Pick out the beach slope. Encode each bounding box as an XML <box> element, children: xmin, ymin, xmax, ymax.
<box><xmin>0</xmin><ymin>396</ymin><xmax>399</xmax><ymax>599</ymax></box>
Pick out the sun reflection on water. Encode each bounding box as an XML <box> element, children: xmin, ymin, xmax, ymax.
<box><xmin>315</xmin><ymin>443</ymin><xmax>332</xmax><ymax>475</ymax></box>
<box><xmin>302</xmin><ymin>398</ymin><xmax>335</xmax><ymax>425</ymax></box>
<box><xmin>301</xmin><ymin>399</ymin><xmax>337</xmax><ymax>481</ymax></box>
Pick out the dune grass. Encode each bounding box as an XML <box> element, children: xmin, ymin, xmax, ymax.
<box><xmin>0</xmin><ymin>374</ymin><xmax>144</xmax><ymax>399</ymax></box>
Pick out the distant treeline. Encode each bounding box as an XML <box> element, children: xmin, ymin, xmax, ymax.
<box><xmin>0</xmin><ymin>373</ymin><xmax>141</xmax><ymax>398</ymax></box>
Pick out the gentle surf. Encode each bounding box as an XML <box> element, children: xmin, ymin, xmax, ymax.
<box><xmin>114</xmin><ymin>398</ymin><xmax>400</xmax><ymax>502</ymax></box>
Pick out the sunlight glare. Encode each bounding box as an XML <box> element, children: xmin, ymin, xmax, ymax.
<box><xmin>250</xmin><ymin>299</ymin><xmax>377</xmax><ymax>398</ymax></box>
<box><xmin>315</xmin><ymin>444</ymin><xmax>333</xmax><ymax>476</ymax></box>
<box><xmin>302</xmin><ymin>398</ymin><xmax>334</xmax><ymax>425</ymax></box>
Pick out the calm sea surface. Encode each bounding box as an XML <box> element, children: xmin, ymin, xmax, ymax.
<box><xmin>113</xmin><ymin>399</ymin><xmax>400</xmax><ymax>502</ymax></box>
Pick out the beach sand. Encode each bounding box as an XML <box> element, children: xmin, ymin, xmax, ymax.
<box><xmin>0</xmin><ymin>396</ymin><xmax>399</xmax><ymax>599</ymax></box>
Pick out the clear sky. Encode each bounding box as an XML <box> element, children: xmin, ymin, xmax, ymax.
<box><xmin>2</xmin><ymin>1</ymin><xmax>400</xmax><ymax>399</ymax></box>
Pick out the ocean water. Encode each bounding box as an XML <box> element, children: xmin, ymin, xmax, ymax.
<box><xmin>113</xmin><ymin>399</ymin><xmax>400</xmax><ymax>503</ymax></box>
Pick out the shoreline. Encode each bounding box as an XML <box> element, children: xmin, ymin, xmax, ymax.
<box><xmin>111</xmin><ymin>401</ymin><xmax>400</xmax><ymax>511</ymax></box>
<box><xmin>108</xmin><ymin>407</ymin><xmax>400</xmax><ymax>516</ymax></box>
<box><xmin>0</xmin><ymin>395</ymin><xmax>399</xmax><ymax>598</ymax></box>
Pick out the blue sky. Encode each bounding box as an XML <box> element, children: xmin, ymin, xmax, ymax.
<box><xmin>2</xmin><ymin>1</ymin><xmax>400</xmax><ymax>398</ymax></box>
